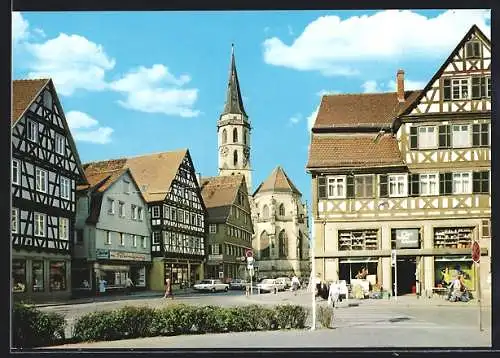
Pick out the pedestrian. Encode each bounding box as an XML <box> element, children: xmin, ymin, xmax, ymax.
<box><xmin>98</xmin><ymin>278</ymin><xmax>107</xmax><ymax>296</ymax></box>
<box><xmin>163</xmin><ymin>277</ymin><xmax>173</xmax><ymax>299</ymax></box>
<box><xmin>291</xmin><ymin>275</ymin><xmax>300</xmax><ymax>295</ymax></box>
<box><xmin>125</xmin><ymin>277</ymin><xmax>134</xmax><ymax>295</ymax></box>
<box><xmin>328</xmin><ymin>281</ymin><xmax>341</xmax><ymax>309</ymax></box>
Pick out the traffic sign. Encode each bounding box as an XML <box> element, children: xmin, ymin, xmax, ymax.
<box><xmin>240</xmin><ymin>256</ymin><xmax>246</xmax><ymax>262</ymax></box>
<box><xmin>391</xmin><ymin>250</ymin><xmax>397</xmax><ymax>267</ymax></box>
<box><xmin>472</xmin><ymin>241</ymin><xmax>480</xmax><ymax>264</ymax></box>
<box><xmin>245</xmin><ymin>249</ymin><xmax>253</xmax><ymax>258</ymax></box>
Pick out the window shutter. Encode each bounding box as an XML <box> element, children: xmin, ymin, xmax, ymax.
<box><xmin>445</xmin><ymin>173</ymin><xmax>452</xmax><ymax>195</ymax></box>
<box><xmin>472</xmin><ymin>124</ymin><xmax>480</xmax><ymax>146</ymax></box>
<box><xmin>481</xmin><ymin>124</ymin><xmax>489</xmax><ymax>146</ymax></box>
<box><xmin>481</xmin><ymin>171</ymin><xmax>489</xmax><ymax>193</ymax></box>
<box><xmin>346</xmin><ymin>175</ymin><xmax>355</xmax><ymax>198</ymax></box>
<box><xmin>465</xmin><ymin>42</ymin><xmax>472</xmax><ymax>58</ymax></box>
<box><xmin>318</xmin><ymin>177</ymin><xmax>327</xmax><ymax>199</ymax></box>
<box><xmin>472</xmin><ymin>172</ymin><xmax>480</xmax><ymax>193</ymax></box>
<box><xmin>410</xmin><ymin>126</ymin><xmax>418</xmax><ymax>149</ymax></box>
<box><xmin>439</xmin><ymin>174</ymin><xmax>445</xmax><ymax>195</ymax></box>
<box><xmin>409</xmin><ymin>174</ymin><xmax>419</xmax><ymax>197</ymax></box>
<box><xmin>379</xmin><ymin>174</ymin><xmax>388</xmax><ymax>198</ymax></box>
<box><xmin>443</xmin><ymin>79</ymin><xmax>451</xmax><ymax>100</ymax></box>
<box><xmin>480</xmin><ymin>77</ymin><xmax>486</xmax><ymax>98</ymax></box>
<box><xmin>438</xmin><ymin>125</ymin><xmax>450</xmax><ymax>148</ymax></box>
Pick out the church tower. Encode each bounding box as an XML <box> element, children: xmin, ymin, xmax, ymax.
<box><xmin>217</xmin><ymin>44</ymin><xmax>252</xmax><ymax>193</ymax></box>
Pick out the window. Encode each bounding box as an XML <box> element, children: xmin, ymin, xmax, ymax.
<box><xmin>35</xmin><ymin>168</ymin><xmax>48</xmax><ymax>193</ymax></box>
<box><xmin>131</xmin><ymin>205</ymin><xmax>137</xmax><ymax>220</ymax></box>
<box><xmin>485</xmin><ymin>76</ymin><xmax>491</xmax><ymax>98</ymax></box>
<box><xmin>123</xmin><ymin>180</ymin><xmax>130</xmax><ymax>194</ymax></box>
<box><xmin>420</xmin><ymin>174</ymin><xmax>438</xmax><ymax>196</ymax></box>
<box><xmin>152</xmin><ymin>206</ymin><xmax>160</xmax><ymax>218</ymax></box>
<box><xmin>138</xmin><ymin>207</ymin><xmax>143</xmax><ymax>220</ymax></box>
<box><xmin>233</xmin><ymin>150</ymin><xmax>238</xmax><ymax>166</ymax></box>
<box><xmin>262</xmin><ymin>205</ymin><xmax>269</xmax><ymax>219</ymax></box>
<box><xmin>32</xmin><ymin>260</ymin><xmax>44</xmax><ymax>292</ymax></box>
<box><xmin>452</xmin><ymin>125</ymin><xmax>471</xmax><ymax>148</ymax></box>
<box><xmin>59</xmin><ymin>217</ymin><xmax>69</xmax><ymax>240</ymax></box>
<box><xmin>418</xmin><ymin>126</ymin><xmax>437</xmax><ymax>149</ymax></box>
<box><xmin>108</xmin><ymin>199</ymin><xmax>115</xmax><ymax>214</ymax></box>
<box><xmin>452</xmin><ymin>173</ymin><xmax>472</xmax><ymax>194</ymax></box>
<box><xmin>388</xmin><ymin>174</ymin><xmax>407</xmax><ymax>197</ymax></box>
<box><xmin>60</xmin><ymin>176</ymin><xmax>70</xmax><ymax>199</ymax></box>
<box><xmin>327</xmin><ymin>176</ymin><xmax>346</xmax><ymax>198</ymax></box>
<box><xmin>233</xmin><ymin>128</ymin><xmax>238</xmax><ymax>143</ymax></box>
<box><xmin>278</xmin><ymin>230</ymin><xmax>287</xmax><ymax>258</ymax></box>
<box><xmin>76</xmin><ymin>229</ymin><xmax>84</xmax><ymax>244</ymax></box>
<box><xmin>49</xmin><ymin>261</ymin><xmax>66</xmax><ymax>291</ymax></box>
<box><xmin>438</xmin><ymin>125</ymin><xmax>451</xmax><ymax>148</ymax></box>
<box><xmin>184</xmin><ymin>211</ymin><xmax>190</xmax><ymax>224</ymax></box>
<box><xmin>34</xmin><ymin>213</ymin><xmax>46</xmax><ymax>237</ymax></box>
<box><xmin>473</xmin><ymin>171</ymin><xmax>489</xmax><ymax>194</ymax></box>
<box><xmin>355</xmin><ymin>175</ymin><xmax>373</xmax><ymax>198</ymax></box>
<box><xmin>142</xmin><ymin>236</ymin><xmax>147</xmax><ymax>248</ymax></box>
<box><xmin>106</xmin><ymin>231</ymin><xmax>112</xmax><ymax>245</ymax></box>
<box><xmin>471</xmin><ymin>77</ymin><xmax>482</xmax><ymax>99</ymax></box>
<box><xmin>152</xmin><ymin>232</ymin><xmax>161</xmax><ymax>245</ymax></box>
<box><xmin>465</xmin><ymin>41</ymin><xmax>481</xmax><ymax>58</ymax></box>
<box><xmin>12</xmin><ymin>160</ymin><xmax>20</xmax><ymax>185</ymax></box>
<box><xmin>133</xmin><ymin>235</ymin><xmax>137</xmax><ymax>247</ymax></box>
<box><xmin>12</xmin><ymin>259</ymin><xmax>26</xmax><ymax>293</ymax></box>
<box><xmin>118</xmin><ymin>202</ymin><xmax>125</xmax><ymax>217</ymax></box>
<box><xmin>11</xmin><ymin>208</ymin><xmax>18</xmax><ymax>233</ymax></box>
<box><xmin>222</xmin><ymin>129</ymin><xmax>227</xmax><ymax>144</ymax></box>
<box><xmin>279</xmin><ymin>204</ymin><xmax>285</xmax><ymax>216</ymax></box>
<box><xmin>439</xmin><ymin>173</ymin><xmax>453</xmax><ymax>195</ymax></box>
<box><xmin>260</xmin><ymin>231</ymin><xmax>270</xmax><ymax>258</ymax></box>
<box><xmin>339</xmin><ymin>230</ymin><xmax>379</xmax><ymax>251</ymax></box>
<box><xmin>163</xmin><ymin>205</ymin><xmax>169</xmax><ymax>219</ymax></box>
<box><xmin>209</xmin><ymin>224</ymin><xmax>217</xmax><ymax>234</ymax></box>
<box><xmin>482</xmin><ymin>220</ymin><xmax>491</xmax><ymax>238</ymax></box>
<box><xmin>171</xmin><ymin>208</ymin><xmax>177</xmax><ymax>221</ymax></box>
<box><xmin>120</xmin><ymin>233</ymin><xmax>125</xmax><ymax>246</ymax></box>
<box><xmin>27</xmin><ymin>120</ymin><xmax>38</xmax><ymax>142</ymax></box>
<box><xmin>55</xmin><ymin>134</ymin><xmax>65</xmax><ymax>155</ymax></box>
<box><xmin>452</xmin><ymin>78</ymin><xmax>469</xmax><ymax>100</ymax></box>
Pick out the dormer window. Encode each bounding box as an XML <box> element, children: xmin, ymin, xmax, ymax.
<box><xmin>465</xmin><ymin>41</ymin><xmax>481</xmax><ymax>59</ymax></box>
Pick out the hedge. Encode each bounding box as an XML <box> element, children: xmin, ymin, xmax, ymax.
<box><xmin>12</xmin><ymin>302</ymin><xmax>66</xmax><ymax>348</ymax></box>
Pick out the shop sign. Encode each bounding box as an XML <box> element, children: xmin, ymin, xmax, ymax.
<box><xmin>395</xmin><ymin>229</ymin><xmax>419</xmax><ymax>249</ymax></box>
<box><xmin>109</xmin><ymin>251</ymin><xmax>148</xmax><ymax>261</ymax></box>
<box><xmin>96</xmin><ymin>249</ymin><xmax>110</xmax><ymax>259</ymax></box>
<box><xmin>208</xmin><ymin>254</ymin><xmax>223</xmax><ymax>262</ymax></box>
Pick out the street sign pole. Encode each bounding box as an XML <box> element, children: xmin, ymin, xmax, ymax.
<box><xmin>477</xmin><ymin>262</ymin><xmax>483</xmax><ymax>332</ymax></box>
<box><xmin>311</xmin><ymin>217</ymin><xmax>316</xmax><ymax>331</ymax></box>
<box><xmin>392</xmin><ymin>250</ymin><xmax>397</xmax><ymax>300</ymax></box>
<box><xmin>471</xmin><ymin>240</ymin><xmax>482</xmax><ymax>332</ymax></box>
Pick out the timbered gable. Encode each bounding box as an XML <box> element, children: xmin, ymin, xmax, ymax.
<box><xmin>400</xmin><ymin>25</ymin><xmax>491</xmax><ymax>117</ymax></box>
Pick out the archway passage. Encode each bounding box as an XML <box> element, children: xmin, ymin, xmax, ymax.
<box><xmin>393</xmin><ymin>256</ymin><xmax>416</xmax><ymax>296</ymax></box>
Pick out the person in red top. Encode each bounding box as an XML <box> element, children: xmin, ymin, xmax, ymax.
<box><xmin>163</xmin><ymin>277</ymin><xmax>173</xmax><ymax>299</ymax></box>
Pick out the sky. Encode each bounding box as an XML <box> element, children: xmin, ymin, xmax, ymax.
<box><xmin>12</xmin><ymin>9</ymin><xmax>491</xmax><ymax>208</ymax></box>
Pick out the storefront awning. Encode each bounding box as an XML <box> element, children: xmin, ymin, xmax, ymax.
<box><xmin>339</xmin><ymin>257</ymin><xmax>378</xmax><ymax>264</ymax></box>
<box><xmin>435</xmin><ymin>256</ymin><xmax>471</xmax><ymax>262</ymax></box>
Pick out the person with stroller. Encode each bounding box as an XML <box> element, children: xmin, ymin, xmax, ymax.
<box><xmin>448</xmin><ymin>275</ymin><xmax>470</xmax><ymax>302</ymax></box>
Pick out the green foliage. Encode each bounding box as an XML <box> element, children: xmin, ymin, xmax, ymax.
<box><xmin>275</xmin><ymin>304</ymin><xmax>308</xmax><ymax>329</ymax></box>
<box><xmin>12</xmin><ymin>302</ymin><xmax>66</xmax><ymax>348</ymax></box>
<box><xmin>317</xmin><ymin>305</ymin><xmax>333</xmax><ymax>328</ymax></box>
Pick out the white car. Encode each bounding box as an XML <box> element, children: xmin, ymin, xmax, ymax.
<box><xmin>276</xmin><ymin>277</ymin><xmax>292</xmax><ymax>289</ymax></box>
<box><xmin>257</xmin><ymin>279</ymin><xmax>285</xmax><ymax>293</ymax></box>
<box><xmin>193</xmin><ymin>279</ymin><xmax>229</xmax><ymax>292</ymax></box>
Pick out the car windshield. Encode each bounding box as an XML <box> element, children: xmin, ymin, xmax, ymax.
<box><xmin>199</xmin><ymin>280</ymin><xmax>212</xmax><ymax>284</ymax></box>
<box><xmin>262</xmin><ymin>279</ymin><xmax>274</xmax><ymax>284</ymax></box>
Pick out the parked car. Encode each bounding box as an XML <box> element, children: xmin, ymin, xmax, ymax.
<box><xmin>193</xmin><ymin>279</ymin><xmax>229</xmax><ymax>292</ymax></box>
<box><xmin>229</xmin><ymin>279</ymin><xmax>248</xmax><ymax>290</ymax></box>
<box><xmin>276</xmin><ymin>277</ymin><xmax>292</xmax><ymax>289</ymax></box>
<box><xmin>257</xmin><ymin>279</ymin><xmax>285</xmax><ymax>293</ymax></box>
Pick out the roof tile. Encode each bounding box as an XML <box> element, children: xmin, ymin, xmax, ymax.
<box><xmin>12</xmin><ymin>79</ymin><xmax>50</xmax><ymax>124</ymax></box>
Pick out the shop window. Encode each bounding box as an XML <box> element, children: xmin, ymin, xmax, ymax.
<box><xmin>434</xmin><ymin>227</ymin><xmax>473</xmax><ymax>249</ymax></box>
<box><xmin>338</xmin><ymin>260</ymin><xmax>378</xmax><ymax>284</ymax></box>
<box><xmin>338</xmin><ymin>230</ymin><xmax>378</xmax><ymax>251</ymax></box>
<box><xmin>12</xmin><ymin>259</ymin><xmax>26</xmax><ymax>293</ymax></box>
<box><xmin>49</xmin><ymin>261</ymin><xmax>66</xmax><ymax>291</ymax></box>
<box><xmin>481</xmin><ymin>220</ymin><xmax>491</xmax><ymax>238</ymax></box>
<box><xmin>32</xmin><ymin>261</ymin><xmax>44</xmax><ymax>292</ymax></box>
<box><xmin>434</xmin><ymin>257</ymin><xmax>474</xmax><ymax>290</ymax></box>
<box><xmin>391</xmin><ymin>229</ymin><xmax>421</xmax><ymax>249</ymax></box>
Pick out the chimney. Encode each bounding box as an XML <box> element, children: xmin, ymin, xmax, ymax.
<box><xmin>397</xmin><ymin>69</ymin><xmax>405</xmax><ymax>103</ymax></box>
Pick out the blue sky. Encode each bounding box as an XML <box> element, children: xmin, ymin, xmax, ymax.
<box><xmin>12</xmin><ymin>10</ymin><xmax>491</xmax><ymax>206</ymax></box>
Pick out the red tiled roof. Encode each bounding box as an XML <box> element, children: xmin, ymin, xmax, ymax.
<box><xmin>254</xmin><ymin>166</ymin><xmax>301</xmax><ymax>196</ymax></box>
<box><xmin>12</xmin><ymin>79</ymin><xmax>50</xmax><ymax>124</ymax></box>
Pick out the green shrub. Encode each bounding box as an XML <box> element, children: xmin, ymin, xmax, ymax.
<box><xmin>317</xmin><ymin>305</ymin><xmax>333</xmax><ymax>329</ymax></box>
<box><xmin>275</xmin><ymin>304</ymin><xmax>308</xmax><ymax>329</ymax></box>
<box><xmin>113</xmin><ymin>306</ymin><xmax>156</xmax><ymax>338</ymax></box>
<box><xmin>193</xmin><ymin>305</ymin><xmax>226</xmax><ymax>333</ymax></box>
<box><xmin>12</xmin><ymin>303</ymin><xmax>66</xmax><ymax>348</ymax></box>
<box><xmin>72</xmin><ymin>310</ymin><xmax>121</xmax><ymax>342</ymax></box>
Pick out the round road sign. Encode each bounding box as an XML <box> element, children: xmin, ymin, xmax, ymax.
<box><xmin>245</xmin><ymin>249</ymin><xmax>253</xmax><ymax>258</ymax></box>
<box><xmin>472</xmin><ymin>241</ymin><xmax>480</xmax><ymax>263</ymax></box>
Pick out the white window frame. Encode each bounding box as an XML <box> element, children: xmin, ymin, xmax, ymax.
<box><xmin>106</xmin><ymin>231</ymin><xmax>112</xmax><ymax>245</ymax></box>
<box><xmin>142</xmin><ymin>236</ymin><xmax>147</xmax><ymax>248</ymax></box>
<box><xmin>60</xmin><ymin>176</ymin><xmax>70</xmax><ymax>200</ymax></box>
<box><xmin>138</xmin><ymin>207</ymin><xmax>143</xmax><ymax>221</ymax></box>
<box><xmin>452</xmin><ymin>172</ymin><xmax>472</xmax><ymax>195</ymax></box>
<box><xmin>118</xmin><ymin>201</ymin><xmax>125</xmax><ymax>217</ymax></box>
<box><xmin>131</xmin><ymin>204</ymin><xmax>137</xmax><ymax>220</ymax></box>
<box><xmin>451</xmin><ymin>78</ymin><xmax>470</xmax><ymax>100</ymax></box>
<box><xmin>133</xmin><ymin>235</ymin><xmax>137</xmax><ymax>247</ymax></box>
<box><xmin>55</xmin><ymin>134</ymin><xmax>65</xmax><ymax>155</ymax></box>
<box><xmin>35</xmin><ymin>168</ymin><xmax>48</xmax><ymax>193</ymax></box>
<box><xmin>418</xmin><ymin>126</ymin><xmax>438</xmax><ymax>149</ymax></box>
<box><xmin>108</xmin><ymin>199</ymin><xmax>115</xmax><ymax>214</ymax></box>
<box><xmin>452</xmin><ymin>124</ymin><xmax>471</xmax><ymax>148</ymax></box>
<box><xmin>27</xmin><ymin>120</ymin><xmax>38</xmax><ymax>143</ymax></box>
<box><xmin>12</xmin><ymin>160</ymin><xmax>20</xmax><ymax>185</ymax></box>
<box><xmin>34</xmin><ymin>213</ymin><xmax>46</xmax><ymax>237</ymax></box>
<box><xmin>209</xmin><ymin>224</ymin><xmax>217</xmax><ymax>234</ymax></box>
<box><xmin>11</xmin><ymin>208</ymin><xmax>18</xmax><ymax>233</ymax></box>
<box><xmin>327</xmin><ymin>176</ymin><xmax>346</xmax><ymax>199</ymax></box>
<box><xmin>59</xmin><ymin>217</ymin><xmax>69</xmax><ymax>240</ymax></box>
<box><xmin>152</xmin><ymin>206</ymin><xmax>160</xmax><ymax>218</ymax></box>
<box><xmin>388</xmin><ymin>174</ymin><xmax>408</xmax><ymax>197</ymax></box>
<box><xmin>120</xmin><ymin>233</ymin><xmax>125</xmax><ymax>246</ymax></box>
<box><xmin>355</xmin><ymin>175</ymin><xmax>374</xmax><ymax>198</ymax></box>
<box><xmin>485</xmin><ymin>76</ymin><xmax>491</xmax><ymax>98</ymax></box>
<box><xmin>419</xmin><ymin>173</ymin><xmax>439</xmax><ymax>196</ymax></box>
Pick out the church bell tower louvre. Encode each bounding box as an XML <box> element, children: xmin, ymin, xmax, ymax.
<box><xmin>217</xmin><ymin>44</ymin><xmax>252</xmax><ymax>194</ymax></box>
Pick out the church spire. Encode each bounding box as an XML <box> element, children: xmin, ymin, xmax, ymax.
<box><xmin>222</xmin><ymin>44</ymin><xmax>247</xmax><ymax>117</ymax></box>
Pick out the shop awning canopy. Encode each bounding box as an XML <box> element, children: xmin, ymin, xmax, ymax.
<box><xmin>339</xmin><ymin>257</ymin><xmax>379</xmax><ymax>264</ymax></box>
<box><xmin>435</xmin><ymin>256</ymin><xmax>471</xmax><ymax>262</ymax></box>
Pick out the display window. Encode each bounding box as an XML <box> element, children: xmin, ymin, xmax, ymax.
<box><xmin>12</xmin><ymin>259</ymin><xmax>26</xmax><ymax>293</ymax></box>
<box><xmin>32</xmin><ymin>260</ymin><xmax>44</xmax><ymax>292</ymax></box>
<box><xmin>49</xmin><ymin>261</ymin><xmax>66</xmax><ymax>291</ymax></box>
<box><xmin>434</xmin><ymin>256</ymin><xmax>474</xmax><ymax>290</ymax></box>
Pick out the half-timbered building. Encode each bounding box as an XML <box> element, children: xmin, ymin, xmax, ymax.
<box><xmin>200</xmin><ymin>175</ymin><xmax>253</xmax><ymax>281</ymax></box>
<box><xmin>83</xmin><ymin>150</ymin><xmax>207</xmax><ymax>291</ymax></box>
<box><xmin>307</xmin><ymin>25</ymin><xmax>491</xmax><ymax>298</ymax></box>
<box><xmin>73</xmin><ymin>167</ymin><xmax>151</xmax><ymax>296</ymax></box>
<box><xmin>11</xmin><ymin>79</ymin><xmax>87</xmax><ymax>300</ymax></box>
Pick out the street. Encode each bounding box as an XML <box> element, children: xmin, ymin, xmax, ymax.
<box><xmin>36</xmin><ymin>289</ymin><xmax>491</xmax><ymax>348</ymax></box>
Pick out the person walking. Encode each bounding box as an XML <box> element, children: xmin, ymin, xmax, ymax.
<box><xmin>163</xmin><ymin>277</ymin><xmax>173</xmax><ymax>299</ymax></box>
<box><xmin>291</xmin><ymin>275</ymin><xmax>300</xmax><ymax>296</ymax></box>
<box><xmin>125</xmin><ymin>277</ymin><xmax>134</xmax><ymax>295</ymax></box>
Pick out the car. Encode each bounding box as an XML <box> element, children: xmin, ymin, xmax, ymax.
<box><xmin>193</xmin><ymin>279</ymin><xmax>229</xmax><ymax>292</ymax></box>
<box><xmin>275</xmin><ymin>277</ymin><xmax>292</xmax><ymax>289</ymax></box>
<box><xmin>257</xmin><ymin>279</ymin><xmax>285</xmax><ymax>293</ymax></box>
<box><xmin>229</xmin><ymin>279</ymin><xmax>248</xmax><ymax>290</ymax></box>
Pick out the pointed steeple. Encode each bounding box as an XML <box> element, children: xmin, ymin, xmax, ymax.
<box><xmin>222</xmin><ymin>44</ymin><xmax>247</xmax><ymax>117</ymax></box>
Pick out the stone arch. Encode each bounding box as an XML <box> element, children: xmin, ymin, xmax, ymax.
<box><xmin>222</xmin><ymin>128</ymin><xmax>227</xmax><ymax>144</ymax></box>
<box><xmin>279</xmin><ymin>203</ymin><xmax>285</xmax><ymax>216</ymax></box>
<box><xmin>260</xmin><ymin>231</ymin><xmax>270</xmax><ymax>258</ymax></box>
<box><xmin>233</xmin><ymin>128</ymin><xmax>238</xmax><ymax>143</ymax></box>
<box><xmin>278</xmin><ymin>229</ymin><xmax>287</xmax><ymax>258</ymax></box>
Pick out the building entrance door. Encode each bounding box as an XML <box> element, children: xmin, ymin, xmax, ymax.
<box><xmin>393</xmin><ymin>256</ymin><xmax>417</xmax><ymax>296</ymax></box>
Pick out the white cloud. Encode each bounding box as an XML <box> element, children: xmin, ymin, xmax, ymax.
<box><xmin>307</xmin><ymin>106</ymin><xmax>319</xmax><ymax>131</ymax></box>
<box><xmin>362</xmin><ymin>78</ymin><xmax>426</xmax><ymax>93</ymax></box>
<box><xmin>66</xmin><ymin>111</ymin><xmax>113</xmax><ymax>144</ymax></box>
<box><xmin>289</xmin><ymin>113</ymin><xmax>302</xmax><ymax>125</ymax></box>
<box><xmin>387</xmin><ymin>79</ymin><xmax>426</xmax><ymax>91</ymax></box>
<box><xmin>25</xmin><ymin>33</ymin><xmax>116</xmax><ymax>96</ymax></box>
<box><xmin>263</xmin><ymin>9</ymin><xmax>491</xmax><ymax>76</ymax></box>
<box><xmin>12</xmin><ymin>12</ymin><xmax>29</xmax><ymax>43</ymax></box>
<box><xmin>288</xmin><ymin>25</ymin><xmax>294</xmax><ymax>36</ymax></box>
<box><xmin>362</xmin><ymin>80</ymin><xmax>382</xmax><ymax>93</ymax></box>
<box><xmin>33</xmin><ymin>28</ymin><xmax>46</xmax><ymax>38</ymax></box>
<box><xmin>110</xmin><ymin>64</ymin><xmax>200</xmax><ymax>118</ymax></box>
<box><xmin>317</xmin><ymin>89</ymin><xmax>341</xmax><ymax>96</ymax></box>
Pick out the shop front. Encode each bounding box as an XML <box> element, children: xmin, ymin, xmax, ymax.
<box><xmin>163</xmin><ymin>258</ymin><xmax>204</xmax><ymax>289</ymax></box>
<box><xmin>434</xmin><ymin>256</ymin><xmax>475</xmax><ymax>292</ymax></box>
<box><xmin>206</xmin><ymin>254</ymin><xmax>224</xmax><ymax>280</ymax></box>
